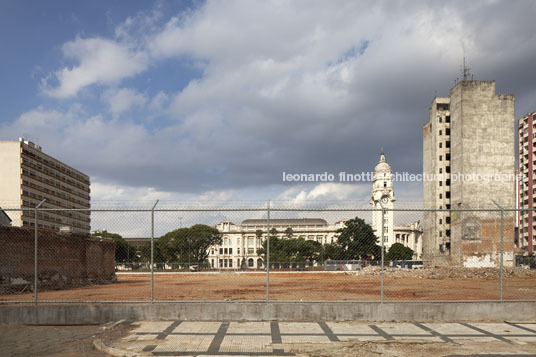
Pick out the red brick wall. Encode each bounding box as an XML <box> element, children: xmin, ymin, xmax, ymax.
<box><xmin>0</xmin><ymin>226</ymin><xmax>115</xmax><ymax>285</ymax></box>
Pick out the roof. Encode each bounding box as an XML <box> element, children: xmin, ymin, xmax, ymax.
<box><xmin>241</xmin><ymin>218</ymin><xmax>328</xmax><ymax>226</ymax></box>
<box><xmin>0</xmin><ymin>207</ymin><xmax>12</xmax><ymax>223</ymax></box>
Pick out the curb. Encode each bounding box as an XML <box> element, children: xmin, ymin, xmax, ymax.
<box><xmin>93</xmin><ymin>338</ymin><xmax>146</xmax><ymax>357</ymax></box>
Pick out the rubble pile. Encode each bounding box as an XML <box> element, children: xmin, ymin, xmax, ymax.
<box><xmin>351</xmin><ymin>266</ymin><xmax>536</xmax><ymax>279</ymax></box>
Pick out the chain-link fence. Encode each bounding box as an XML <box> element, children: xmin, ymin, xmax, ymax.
<box><xmin>0</xmin><ymin>203</ymin><xmax>535</xmax><ymax>304</ymax></box>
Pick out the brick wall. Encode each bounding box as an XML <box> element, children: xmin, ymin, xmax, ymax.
<box><xmin>0</xmin><ymin>226</ymin><xmax>115</xmax><ymax>289</ymax></box>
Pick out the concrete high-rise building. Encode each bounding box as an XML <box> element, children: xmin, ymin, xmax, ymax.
<box><xmin>518</xmin><ymin>111</ymin><xmax>536</xmax><ymax>253</ymax></box>
<box><xmin>423</xmin><ymin>80</ymin><xmax>516</xmax><ymax>267</ymax></box>
<box><xmin>0</xmin><ymin>138</ymin><xmax>91</xmax><ymax>233</ymax></box>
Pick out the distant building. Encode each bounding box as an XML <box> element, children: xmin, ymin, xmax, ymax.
<box><xmin>423</xmin><ymin>79</ymin><xmax>516</xmax><ymax>267</ymax></box>
<box><xmin>0</xmin><ymin>138</ymin><xmax>91</xmax><ymax>233</ymax></box>
<box><xmin>211</xmin><ymin>218</ymin><xmax>346</xmax><ymax>269</ymax></box>
<box><xmin>371</xmin><ymin>152</ymin><xmax>395</xmax><ymax>247</ymax></box>
<box><xmin>518</xmin><ymin>111</ymin><xmax>536</xmax><ymax>253</ymax></box>
<box><xmin>370</xmin><ymin>152</ymin><xmax>423</xmax><ymax>259</ymax></box>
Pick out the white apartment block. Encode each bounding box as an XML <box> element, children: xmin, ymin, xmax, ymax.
<box><xmin>0</xmin><ymin>138</ymin><xmax>91</xmax><ymax>233</ymax></box>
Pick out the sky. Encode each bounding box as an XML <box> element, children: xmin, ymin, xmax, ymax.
<box><xmin>1</xmin><ymin>0</ymin><xmax>536</xmax><ymax>212</ymax></box>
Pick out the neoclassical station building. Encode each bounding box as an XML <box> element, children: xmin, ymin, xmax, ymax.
<box><xmin>209</xmin><ymin>153</ymin><xmax>423</xmax><ymax>269</ymax></box>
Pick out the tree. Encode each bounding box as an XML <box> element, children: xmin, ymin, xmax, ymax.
<box><xmin>92</xmin><ymin>230</ymin><xmax>137</xmax><ymax>263</ymax></box>
<box><xmin>335</xmin><ymin>217</ymin><xmax>381</xmax><ymax>260</ymax></box>
<box><xmin>258</xmin><ymin>237</ymin><xmax>322</xmax><ymax>264</ymax></box>
<box><xmin>386</xmin><ymin>243</ymin><xmax>414</xmax><ymax>261</ymax></box>
<box><xmin>284</xmin><ymin>227</ymin><xmax>293</xmax><ymax>239</ymax></box>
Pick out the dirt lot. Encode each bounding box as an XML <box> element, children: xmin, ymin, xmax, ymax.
<box><xmin>1</xmin><ymin>269</ymin><xmax>536</xmax><ymax>302</ymax></box>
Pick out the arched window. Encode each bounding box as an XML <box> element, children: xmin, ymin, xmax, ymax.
<box><xmin>248</xmin><ymin>258</ymin><xmax>254</xmax><ymax>267</ymax></box>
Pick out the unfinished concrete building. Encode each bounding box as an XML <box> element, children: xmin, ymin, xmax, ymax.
<box><xmin>517</xmin><ymin>112</ymin><xmax>536</xmax><ymax>254</ymax></box>
<box><xmin>423</xmin><ymin>80</ymin><xmax>516</xmax><ymax>267</ymax></box>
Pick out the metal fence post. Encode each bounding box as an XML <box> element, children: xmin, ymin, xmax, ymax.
<box><xmin>266</xmin><ymin>201</ymin><xmax>270</xmax><ymax>302</ymax></box>
<box><xmin>492</xmin><ymin>200</ymin><xmax>504</xmax><ymax>303</ymax></box>
<box><xmin>34</xmin><ymin>199</ymin><xmax>46</xmax><ymax>306</ymax></box>
<box><xmin>150</xmin><ymin>200</ymin><xmax>159</xmax><ymax>303</ymax></box>
<box><xmin>380</xmin><ymin>203</ymin><xmax>385</xmax><ymax>304</ymax></box>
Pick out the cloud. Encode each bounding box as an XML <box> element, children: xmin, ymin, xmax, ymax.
<box><xmin>42</xmin><ymin>37</ymin><xmax>149</xmax><ymax>98</ymax></box>
<box><xmin>102</xmin><ymin>88</ymin><xmax>148</xmax><ymax>117</ymax></box>
<box><xmin>13</xmin><ymin>0</ymin><xmax>536</xmax><ymax>208</ymax></box>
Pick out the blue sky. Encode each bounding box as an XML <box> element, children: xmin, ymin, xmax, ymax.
<box><xmin>1</xmin><ymin>0</ymin><xmax>536</xmax><ymax>209</ymax></box>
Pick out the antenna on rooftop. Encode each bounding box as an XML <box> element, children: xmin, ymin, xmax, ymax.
<box><xmin>462</xmin><ymin>57</ymin><xmax>471</xmax><ymax>81</ymax></box>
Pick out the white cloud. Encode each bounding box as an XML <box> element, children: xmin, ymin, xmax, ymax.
<box><xmin>102</xmin><ymin>88</ymin><xmax>147</xmax><ymax>117</ymax></box>
<box><xmin>42</xmin><ymin>37</ymin><xmax>149</xmax><ymax>98</ymax></box>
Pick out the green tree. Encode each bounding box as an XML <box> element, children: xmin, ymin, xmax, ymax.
<box><xmin>335</xmin><ymin>217</ymin><xmax>381</xmax><ymax>260</ymax></box>
<box><xmin>386</xmin><ymin>243</ymin><xmax>414</xmax><ymax>261</ymax></box>
<box><xmin>323</xmin><ymin>243</ymin><xmax>342</xmax><ymax>260</ymax></box>
<box><xmin>92</xmin><ymin>230</ymin><xmax>137</xmax><ymax>263</ymax></box>
<box><xmin>284</xmin><ymin>227</ymin><xmax>293</xmax><ymax>239</ymax></box>
<box><xmin>179</xmin><ymin>224</ymin><xmax>222</xmax><ymax>265</ymax></box>
<box><xmin>258</xmin><ymin>237</ymin><xmax>321</xmax><ymax>263</ymax></box>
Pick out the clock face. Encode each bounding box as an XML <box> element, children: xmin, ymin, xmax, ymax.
<box><xmin>381</xmin><ymin>197</ymin><xmax>389</xmax><ymax>204</ymax></box>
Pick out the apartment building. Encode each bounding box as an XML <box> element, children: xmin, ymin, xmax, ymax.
<box><xmin>518</xmin><ymin>112</ymin><xmax>536</xmax><ymax>253</ymax></box>
<box><xmin>423</xmin><ymin>80</ymin><xmax>516</xmax><ymax>267</ymax></box>
<box><xmin>0</xmin><ymin>138</ymin><xmax>90</xmax><ymax>233</ymax></box>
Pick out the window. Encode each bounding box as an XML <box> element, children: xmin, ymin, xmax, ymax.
<box><xmin>439</xmin><ymin>168</ymin><xmax>442</xmax><ymax>174</ymax></box>
<box><xmin>439</xmin><ymin>142</ymin><xmax>442</xmax><ymax>148</ymax></box>
<box><xmin>439</xmin><ymin>155</ymin><xmax>442</xmax><ymax>161</ymax></box>
<box><xmin>446</xmin><ymin>166</ymin><xmax>450</xmax><ymax>173</ymax></box>
<box><xmin>439</xmin><ymin>181</ymin><xmax>442</xmax><ymax>186</ymax></box>
<box><xmin>446</xmin><ymin>141</ymin><xmax>450</xmax><ymax>148</ymax></box>
<box><xmin>446</xmin><ymin>217</ymin><xmax>451</xmax><ymax>224</ymax></box>
<box><xmin>248</xmin><ymin>258</ymin><xmax>254</xmax><ymax>267</ymax></box>
<box><xmin>446</xmin><ymin>204</ymin><xmax>451</xmax><ymax>209</ymax></box>
<box><xmin>446</xmin><ymin>116</ymin><xmax>450</xmax><ymax>123</ymax></box>
<box><xmin>439</xmin><ymin>130</ymin><xmax>442</xmax><ymax>135</ymax></box>
<box><xmin>229</xmin><ymin>259</ymin><xmax>233</xmax><ymax>268</ymax></box>
<box><xmin>439</xmin><ymin>219</ymin><xmax>443</xmax><ymax>224</ymax></box>
<box><xmin>446</xmin><ymin>128</ymin><xmax>450</xmax><ymax>135</ymax></box>
<box><xmin>224</xmin><ymin>248</ymin><xmax>228</xmax><ymax>254</ymax></box>
<box><xmin>446</xmin><ymin>191</ymin><xmax>450</xmax><ymax>199</ymax></box>
<box><xmin>383</xmin><ymin>181</ymin><xmax>387</xmax><ymax>187</ymax></box>
<box><xmin>446</xmin><ymin>179</ymin><xmax>450</xmax><ymax>186</ymax></box>
<box><xmin>439</xmin><ymin>231</ymin><xmax>443</xmax><ymax>237</ymax></box>
<box><xmin>439</xmin><ymin>193</ymin><xmax>442</xmax><ymax>199</ymax></box>
<box><xmin>446</xmin><ymin>153</ymin><xmax>450</xmax><ymax>160</ymax></box>
<box><xmin>439</xmin><ymin>117</ymin><xmax>442</xmax><ymax>123</ymax></box>
<box><xmin>219</xmin><ymin>248</ymin><xmax>223</xmax><ymax>254</ymax></box>
<box><xmin>229</xmin><ymin>248</ymin><xmax>232</xmax><ymax>254</ymax></box>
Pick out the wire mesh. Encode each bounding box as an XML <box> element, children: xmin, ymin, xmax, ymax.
<box><xmin>0</xmin><ymin>204</ymin><xmax>535</xmax><ymax>304</ymax></box>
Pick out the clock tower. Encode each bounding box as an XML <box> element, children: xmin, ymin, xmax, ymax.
<box><xmin>371</xmin><ymin>152</ymin><xmax>395</xmax><ymax>248</ymax></box>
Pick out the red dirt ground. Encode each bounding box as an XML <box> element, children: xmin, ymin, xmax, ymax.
<box><xmin>1</xmin><ymin>272</ymin><xmax>535</xmax><ymax>302</ymax></box>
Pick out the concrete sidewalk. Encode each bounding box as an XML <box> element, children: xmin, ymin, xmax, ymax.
<box><xmin>100</xmin><ymin>320</ymin><xmax>536</xmax><ymax>356</ymax></box>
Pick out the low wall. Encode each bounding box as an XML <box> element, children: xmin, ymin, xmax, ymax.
<box><xmin>0</xmin><ymin>226</ymin><xmax>115</xmax><ymax>290</ymax></box>
<box><xmin>0</xmin><ymin>302</ymin><xmax>535</xmax><ymax>324</ymax></box>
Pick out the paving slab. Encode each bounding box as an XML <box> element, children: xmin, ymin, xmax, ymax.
<box><xmin>104</xmin><ymin>320</ymin><xmax>536</xmax><ymax>356</ymax></box>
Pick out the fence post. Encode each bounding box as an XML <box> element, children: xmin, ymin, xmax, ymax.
<box><xmin>492</xmin><ymin>200</ymin><xmax>504</xmax><ymax>303</ymax></box>
<box><xmin>379</xmin><ymin>202</ymin><xmax>385</xmax><ymax>304</ymax></box>
<box><xmin>266</xmin><ymin>201</ymin><xmax>270</xmax><ymax>302</ymax></box>
<box><xmin>34</xmin><ymin>199</ymin><xmax>46</xmax><ymax>306</ymax></box>
<box><xmin>150</xmin><ymin>199</ymin><xmax>159</xmax><ymax>303</ymax></box>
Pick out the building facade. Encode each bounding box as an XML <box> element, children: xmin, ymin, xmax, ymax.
<box><xmin>0</xmin><ymin>138</ymin><xmax>91</xmax><ymax>233</ymax></box>
<box><xmin>423</xmin><ymin>80</ymin><xmax>516</xmax><ymax>267</ymax></box>
<box><xmin>210</xmin><ymin>218</ymin><xmax>346</xmax><ymax>269</ymax></box>
<box><xmin>518</xmin><ymin>112</ymin><xmax>536</xmax><ymax>253</ymax></box>
<box><xmin>371</xmin><ymin>152</ymin><xmax>395</xmax><ymax>248</ymax></box>
<box><xmin>207</xmin><ymin>153</ymin><xmax>423</xmax><ymax>269</ymax></box>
